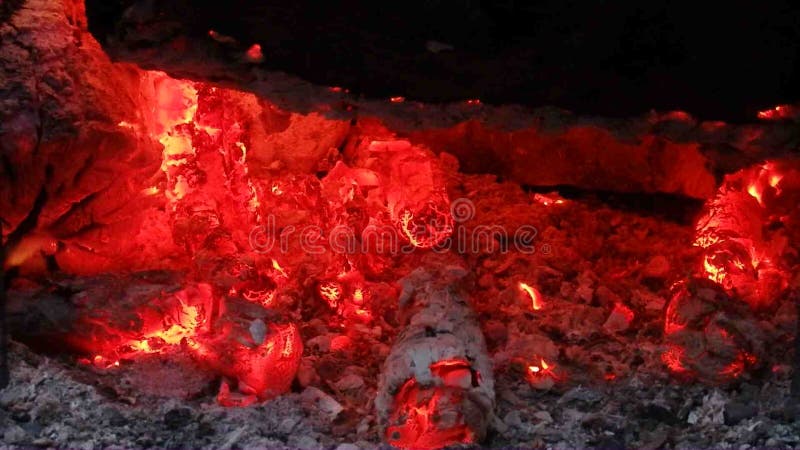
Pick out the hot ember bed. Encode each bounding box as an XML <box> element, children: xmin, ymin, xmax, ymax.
<box><xmin>2</xmin><ymin>1</ymin><xmax>800</xmax><ymax>449</ymax></box>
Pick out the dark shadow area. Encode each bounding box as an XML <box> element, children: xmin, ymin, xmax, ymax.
<box><xmin>86</xmin><ymin>0</ymin><xmax>800</xmax><ymax>122</ymax></box>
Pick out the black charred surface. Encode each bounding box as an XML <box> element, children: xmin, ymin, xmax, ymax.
<box><xmin>85</xmin><ymin>0</ymin><xmax>800</xmax><ymax>122</ymax></box>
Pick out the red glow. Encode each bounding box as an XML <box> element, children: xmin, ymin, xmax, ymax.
<box><xmin>533</xmin><ymin>193</ymin><xmax>565</xmax><ymax>206</ymax></box>
<box><xmin>395</xmin><ymin>201</ymin><xmax>454</xmax><ymax>249</ymax></box>
<box><xmin>526</xmin><ymin>358</ymin><xmax>558</xmax><ymax>389</ymax></box>
<box><xmin>242</xmin><ymin>289</ymin><xmax>275</xmax><ymax>307</ymax></box>
<box><xmin>390</xmin><ymin>96</ymin><xmax>406</xmax><ymax>103</ymax></box>
<box><xmin>518</xmin><ymin>282</ymin><xmax>543</xmax><ymax>310</ymax></box>
<box><xmin>612</xmin><ymin>303</ymin><xmax>635</xmax><ymax>324</ymax></box>
<box><xmin>757</xmin><ymin>104</ymin><xmax>798</xmax><ymax>120</ymax></box>
<box><xmin>245</xmin><ymin>44</ymin><xmax>264</xmax><ymax>63</ymax></box>
<box><xmin>692</xmin><ymin>161</ymin><xmax>789</xmax><ymax>308</ymax></box>
<box><xmin>352</xmin><ymin>287</ymin><xmax>365</xmax><ymax>305</ymax></box>
<box><xmin>385</xmin><ymin>378</ymin><xmax>474</xmax><ymax>450</ymax></box>
<box><xmin>329</xmin><ymin>335</ymin><xmax>351</xmax><ymax>351</ymax></box>
<box><xmin>720</xmin><ymin>352</ymin><xmax>757</xmax><ymax>379</ymax></box>
<box><xmin>271</xmin><ymin>259</ymin><xmax>289</xmax><ymax>278</ymax></box>
<box><xmin>430</xmin><ymin>359</ymin><xmax>475</xmax><ymax>388</ymax></box>
<box><xmin>661</xmin><ymin>345</ymin><xmax>690</xmax><ymax>374</ymax></box>
<box><xmin>466</xmin><ymin>99</ymin><xmax>481</xmax><ymax>105</ymax></box>
<box><xmin>318</xmin><ymin>281</ymin><xmax>343</xmax><ymax>308</ymax></box>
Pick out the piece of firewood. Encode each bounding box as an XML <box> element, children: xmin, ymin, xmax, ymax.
<box><xmin>375</xmin><ymin>266</ymin><xmax>494</xmax><ymax>449</ymax></box>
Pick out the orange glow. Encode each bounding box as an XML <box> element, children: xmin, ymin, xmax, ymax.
<box><xmin>525</xmin><ymin>358</ymin><xmax>558</xmax><ymax>389</ymax></box>
<box><xmin>271</xmin><ymin>259</ymin><xmax>288</xmax><ymax>278</ymax></box>
<box><xmin>747</xmin><ymin>183</ymin><xmax>764</xmax><ymax>205</ymax></box>
<box><xmin>353</xmin><ymin>307</ymin><xmax>372</xmax><ymax>322</ymax></box>
<box><xmin>527</xmin><ymin>358</ymin><xmax>551</xmax><ymax>374</ymax></box>
<box><xmin>141</xmin><ymin>186</ymin><xmax>160</xmax><ymax>196</ymax></box>
<box><xmin>352</xmin><ymin>287</ymin><xmax>365</xmax><ymax>305</ymax></box>
<box><xmin>533</xmin><ymin>193</ymin><xmax>565</xmax><ymax>206</ymax></box>
<box><xmin>703</xmin><ymin>255</ymin><xmax>726</xmax><ymax>284</ymax></box>
<box><xmin>396</xmin><ymin>203</ymin><xmax>454</xmax><ymax>249</ymax></box>
<box><xmin>390</xmin><ymin>96</ymin><xmax>406</xmax><ymax>103</ymax></box>
<box><xmin>518</xmin><ymin>282</ymin><xmax>543</xmax><ymax>310</ymax></box>
<box><xmin>242</xmin><ymin>289</ymin><xmax>276</xmax><ymax>308</ymax></box>
<box><xmin>757</xmin><ymin>104</ymin><xmax>797</xmax><ymax>120</ymax></box>
<box><xmin>318</xmin><ymin>281</ymin><xmax>342</xmax><ymax>308</ymax></box>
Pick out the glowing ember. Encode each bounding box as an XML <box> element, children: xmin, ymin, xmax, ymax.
<box><xmin>430</xmin><ymin>359</ymin><xmax>476</xmax><ymax>388</ymax></box>
<box><xmin>395</xmin><ymin>201</ymin><xmax>454</xmax><ymax>249</ymax></box>
<box><xmin>661</xmin><ymin>345</ymin><xmax>690</xmax><ymax>375</ymax></box>
<box><xmin>757</xmin><ymin>104</ymin><xmax>798</xmax><ymax>120</ymax></box>
<box><xmin>518</xmin><ymin>282</ymin><xmax>543</xmax><ymax>310</ymax></box>
<box><xmin>692</xmin><ymin>161</ymin><xmax>790</xmax><ymax>308</ymax></box>
<box><xmin>526</xmin><ymin>358</ymin><xmax>557</xmax><ymax>389</ymax></box>
<box><xmin>533</xmin><ymin>193</ymin><xmax>565</xmax><ymax>206</ymax></box>
<box><xmin>271</xmin><ymin>259</ymin><xmax>289</xmax><ymax>278</ymax></box>
<box><xmin>318</xmin><ymin>281</ymin><xmax>343</xmax><ymax>308</ymax></box>
<box><xmin>352</xmin><ymin>287</ymin><xmax>365</xmax><ymax>305</ymax></box>
<box><xmin>385</xmin><ymin>378</ymin><xmax>474</xmax><ymax>450</ymax></box>
<box><xmin>244</xmin><ymin>44</ymin><xmax>264</xmax><ymax>63</ymax></box>
<box><xmin>390</xmin><ymin>96</ymin><xmax>406</xmax><ymax>103</ymax></box>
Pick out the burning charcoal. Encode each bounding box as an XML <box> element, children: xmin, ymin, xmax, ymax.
<box><xmin>602</xmin><ymin>303</ymin><xmax>635</xmax><ymax>334</ymax></box>
<box><xmin>642</xmin><ymin>255</ymin><xmax>670</xmax><ymax>279</ymax></box>
<box><xmin>194</xmin><ymin>297</ymin><xmax>303</xmax><ymax>403</ymax></box>
<box><xmin>663</xmin><ymin>278</ymin><xmax>764</xmax><ymax>383</ymax></box>
<box><xmin>692</xmin><ymin>161</ymin><xmax>795</xmax><ymax>308</ymax></box>
<box><xmin>375</xmin><ymin>266</ymin><xmax>494</xmax><ymax>449</ymax></box>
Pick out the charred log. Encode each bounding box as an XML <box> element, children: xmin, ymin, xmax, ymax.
<box><xmin>80</xmin><ymin>0</ymin><xmax>800</xmax><ymax>200</ymax></box>
<box><xmin>375</xmin><ymin>266</ymin><xmax>494</xmax><ymax>449</ymax></box>
<box><xmin>6</xmin><ymin>272</ymin><xmax>302</xmax><ymax>402</ymax></box>
<box><xmin>663</xmin><ymin>278</ymin><xmax>764</xmax><ymax>383</ymax></box>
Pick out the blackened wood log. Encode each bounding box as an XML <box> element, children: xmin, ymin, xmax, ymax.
<box><xmin>375</xmin><ymin>266</ymin><xmax>494</xmax><ymax>449</ymax></box>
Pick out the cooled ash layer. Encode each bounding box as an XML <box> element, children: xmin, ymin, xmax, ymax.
<box><xmin>375</xmin><ymin>266</ymin><xmax>494</xmax><ymax>449</ymax></box>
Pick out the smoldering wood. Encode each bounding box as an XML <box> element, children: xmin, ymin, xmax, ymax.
<box><xmin>82</xmin><ymin>0</ymin><xmax>800</xmax><ymax>201</ymax></box>
<box><xmin>375</xmin><ymin>266</ymin><xmax>495</xmax><ymax>447</ymax></box>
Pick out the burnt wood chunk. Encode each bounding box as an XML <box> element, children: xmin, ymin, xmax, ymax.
<box><xmin>375</xmin><ymin>266</ymin><xmax>494</xmax><ymax>449</ymax></box>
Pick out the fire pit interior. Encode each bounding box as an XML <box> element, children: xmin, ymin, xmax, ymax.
<box><xmin>2</xmin><ymin>1</ymin><xmax>800</xmax><ymax>448</ymax></box>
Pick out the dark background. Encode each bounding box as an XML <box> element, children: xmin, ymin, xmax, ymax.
<box><xmin>86</xmin><ymin>1</ymin><xmax>800</xmax><ymax>122</ymax></box>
